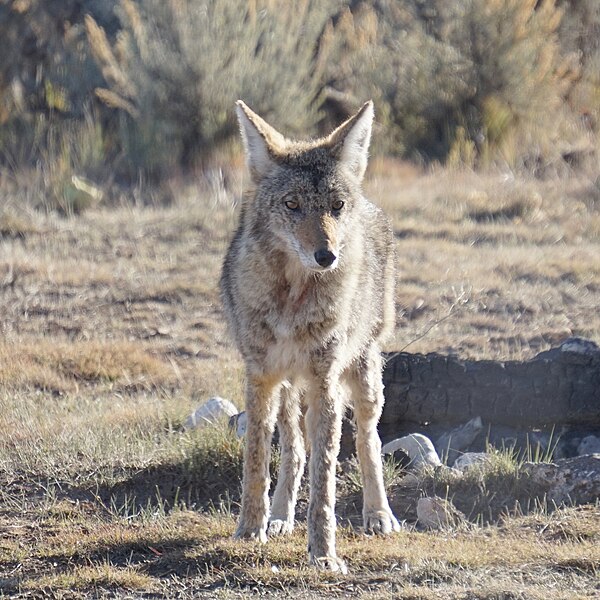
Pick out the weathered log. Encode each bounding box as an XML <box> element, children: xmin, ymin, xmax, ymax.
<box><xmin>381</xmin><ymin>338</ymin><xmax>600</xmax><ymax>431</ymax></box>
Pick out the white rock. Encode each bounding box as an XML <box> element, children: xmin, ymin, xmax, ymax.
<box><xmin>560</xmin><ymin>337</ymin><xmax>599</xmax><ymax>354</ymax></box>
<box><xmin>184</xmin><ymin>397</ymin><xmax>239</xmax><ymax>430</ymax></box>
<box><xmin>435</xmin><ymin>416</ymin><xmax>484</xmax><ymax>465</ymax></box>
<box><xmin>577</xmin><ymin>435</ymin><xmax>600</xmax><ymax>456</ymax></box>
<box><xmin>230</xmin><ymin>411</ymin><xmax>247</xmax><ymax>437</ymax></box>
<box><xmin>453</xmin><ymin>452</ymin><xmax>491</xmax><ymax>471</ymax></box>
<box><xmin>382</xmin><ymin>433</ymin><xmax>441</xmax><ymax>469</ymax></box>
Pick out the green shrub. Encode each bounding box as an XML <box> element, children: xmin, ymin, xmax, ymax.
<box><xmin>558</xmin><ymin>0</ymin><xmax>600</xmax><ymax>144</ymax></box>
<box><xmin>39</xmin><ymin>109</ymin><xmax>108</xmax><ymax>214</ymax></box>
<box><xmin>442</xmin><ymin>0</ymin><xmax>574</xmax><ymax>169</ymax></box>
<box><xmin>87</xmin><ymin>0</ymin><xmax>340</xmax><ymax>179</ymax></box>
<box><xmin>0</xmin><ymin>1</ymin><xmax>113</xmax><ymax>165</ymax></box>
<box><xmin>339</xmin><ymin>0</ymin><xmax>579</xmax><ymax>168</ymax></box>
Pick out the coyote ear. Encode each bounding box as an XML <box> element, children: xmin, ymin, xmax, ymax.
<box><xmin>235</xmin><ymin>101</ymin><xmax>286</xmax><ymax>183</ymax></box>
<box><xmin>328</xmin><ymin>100</ymin><xmax>374</xmax><ymax>182</ymax></box>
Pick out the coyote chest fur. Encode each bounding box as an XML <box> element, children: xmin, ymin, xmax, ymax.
<box><xmin>220</xmin><ymin>100</ymin><xmax>399</xmax><ymax>573</ymax></box>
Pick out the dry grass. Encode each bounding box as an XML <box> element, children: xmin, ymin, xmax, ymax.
<box><xmin>0</xmin><ymin>164</ymin><xmax>599</xmax><ymax>597</ymax></box>
<box><xmin>369</xmin><ymin>162</ymin><xmax>600</xmax><ymax>358</ymax></box>
<box><xmin>0</xmin><ymin>340</ymin><xmax>175</xmax><ymax>393</ymax></box>
<box><xmin>1</xmin><ymin>500</ymin><xmax>597</xmax><ymax>598</ymax></box>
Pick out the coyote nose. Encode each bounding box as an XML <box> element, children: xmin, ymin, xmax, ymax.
<box><xmin>314</xmin><ymin>249</ymin><xmax>337</xmax><ymax>268</ymax></box>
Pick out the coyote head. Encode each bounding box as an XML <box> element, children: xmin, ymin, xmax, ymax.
<box><xmin>235</xmin><ymin>100</ymin><xmax>374</xmax><ymax>272</ymax></box>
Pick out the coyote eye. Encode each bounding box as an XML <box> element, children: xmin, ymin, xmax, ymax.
<box><xmin>332</xmin><ymin>199</ymin><xmax>344</xmax><ymax>211</ymax></box>
<box><xmin>284</xmin><ymin>199</ymin><xmax>299</xmax><ymax>210</ymax></box>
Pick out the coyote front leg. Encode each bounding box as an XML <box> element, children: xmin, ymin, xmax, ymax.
<box><xmin>304</xmin><ymin>379</ymin><xmax>347</xmax><ymax>573</ymax></box>
<box><xmin>268</xmin><ymin>384</ymin><xmax>306</xmax><ymax>536</ymax></box>
<box><xmin>235</xmin><ymin>374</ymin><xmax>279</xmax><ymax>543</ymax></box>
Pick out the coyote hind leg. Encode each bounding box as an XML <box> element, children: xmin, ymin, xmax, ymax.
<box><xmin>349</xmin><ymin>348</ymin><xmax>400</xmax><ymax>535</ymax></box>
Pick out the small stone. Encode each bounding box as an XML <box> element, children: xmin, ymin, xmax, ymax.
<box><xmin>560</xmin><ymin>337</ymin><xmax>600</xmax><ymax>355</ymax></box>
<box><xmin>435</xmin><ymin>465</ymin><xmax>464</xmax><ymax>481</ymax></box>
<box><xmin>577</xmin><ymin>435</ymin><xmax>600</xmax><ymax>456</ymax></box>
<box><xmin>453</xmin><ymin>452</ymin><xmax>491</xmax><ymax>471</ymax></box>
<box><xmin>229</xmin><ymin>411</ymin><xmax>247</xmax><ymax>437</ymax></box>
<box><xmin>522</xmin><ymin>454</ymin><xmax>600</xmax><ymax>505</ymax></box>
<box><xmin>417</xmin><ymin>496</ymin><xmax>464</xmax><ymax>529</ymax></box>
<box><xmin>184</xmin><ymin>397</ymin><xmax>239</xmax><ymax>430</ymax></box>
<box><xmin>435</xmin><ymin>416</ymin><xmax>484</xmax><ymax>465</ymax></box>
<box><xmin>399</xmin><ymin>472</ymin><xmax>421</xmax><ymax>487</ymax></box>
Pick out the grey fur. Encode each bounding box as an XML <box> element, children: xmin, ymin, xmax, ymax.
<box><xmin>220</xmin><ymin>100</ymin><xmax>399</xmax><ymax>572</ymax></box>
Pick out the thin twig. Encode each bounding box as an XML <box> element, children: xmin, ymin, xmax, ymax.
<box><xmin>388</xmin><ymin>297</ymin><xmax>467</xmax><ymax>360</ymax></box>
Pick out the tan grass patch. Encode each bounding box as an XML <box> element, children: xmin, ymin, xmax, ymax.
<box><xmin>0</xmin><ymin>212</ymin><xmax>42</xmax><ymax>238</ymax></box>
<box><xmin>0</xmin><ymin>340</ymin><xmax>175</xmax><ymax>392</ymax></box>
<box><xmin>24</xmin><ymin>564</ymin><xmax>156</xmax><ymax>593</ymax></box>
<box><xmin>0</xmin><ymin>252</ymin><xmax>116</xmax><ymax>289</ymax></box>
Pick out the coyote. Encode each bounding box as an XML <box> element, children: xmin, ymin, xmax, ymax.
<box><xmin>220</xmin><ymin>100</ymin><xmax>399</xmax><ymax>572</ymax></box>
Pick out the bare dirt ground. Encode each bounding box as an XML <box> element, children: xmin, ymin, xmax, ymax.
<box><xmin>0</xmin><ymin>163</ymin><xmax>599</xmax><ymax>598</ymax></box>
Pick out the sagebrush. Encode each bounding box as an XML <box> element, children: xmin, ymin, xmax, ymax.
<box><xmin>1</xmin><ymin>0</ymin><xmax>598</xmax><ymax>195</ymax></box>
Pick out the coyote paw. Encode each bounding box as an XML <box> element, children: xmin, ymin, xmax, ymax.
<box><xmin>311</xmin><ymin>555</ymin><xmax>348</xmax><ymax>574</ymax></box>
<box><xmin>234</xmin><ymin>523</ymin><xmax>267</xmax><ymax>543</ymax></box>
<box><xmin>363</xmin><ymin>509</ymin><xmax>401</xmax><ymax>535</ymax></box>
<box><xmin>267</xmin><ymin>518</ymin><xmax>294</xmax><ymax>537</ymax></box>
